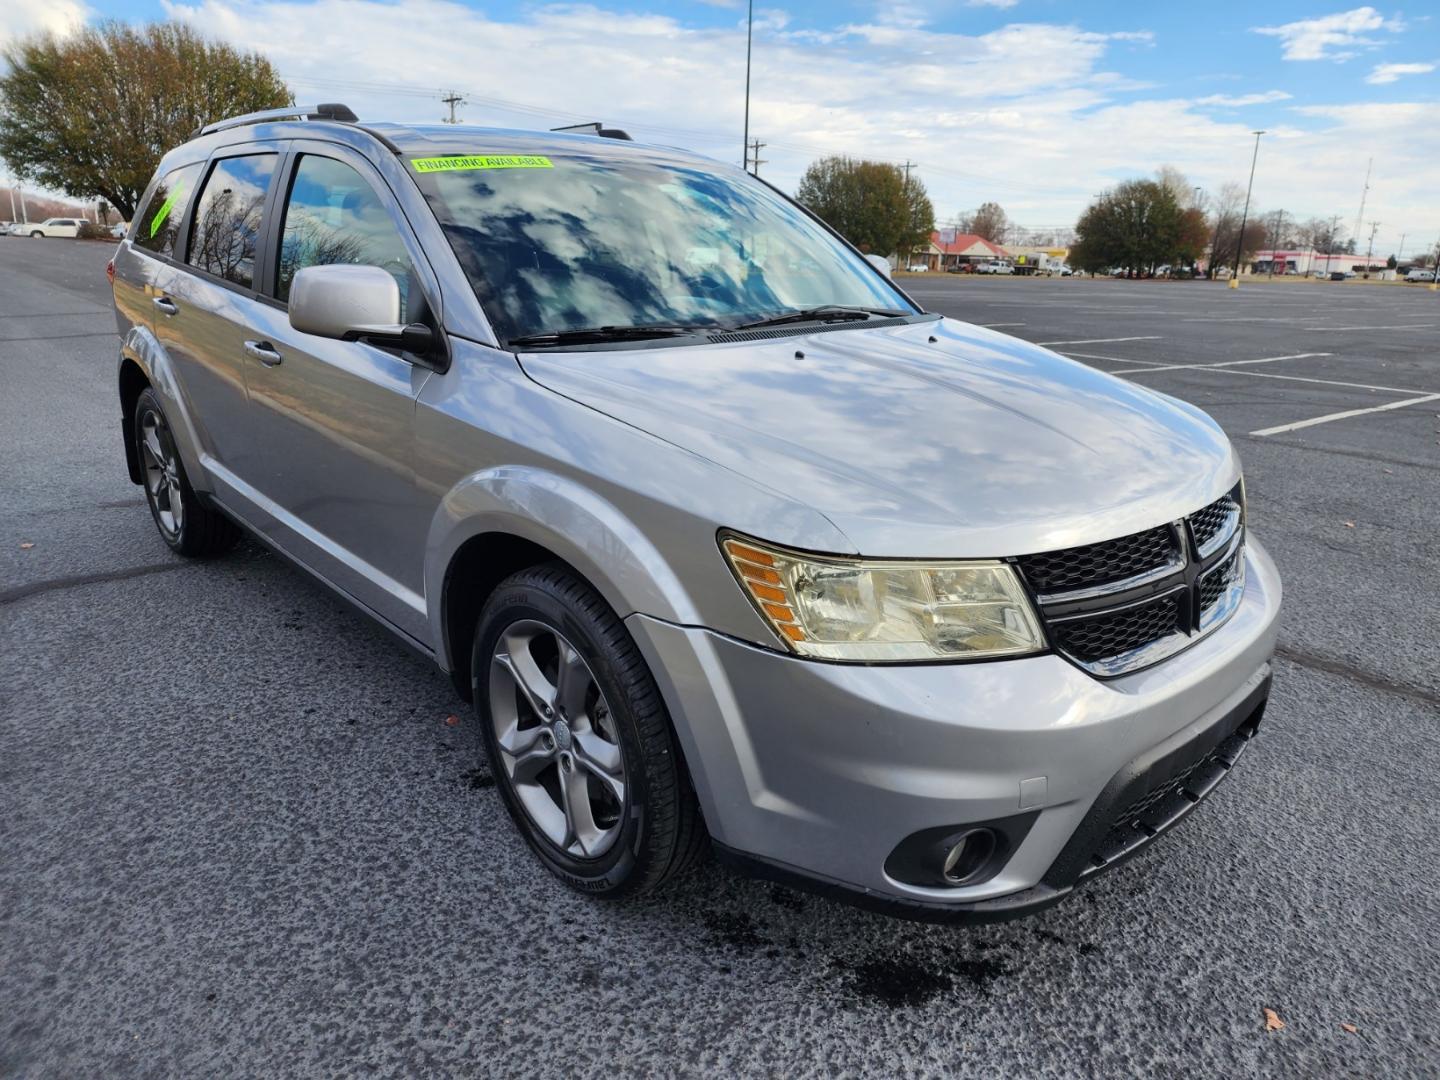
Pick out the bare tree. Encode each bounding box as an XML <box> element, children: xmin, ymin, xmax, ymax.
<box><xmin>959</xmin><ymin>201</ymin><xmax>1009</xmax><ymax>244</ymax></box>
<box><xmin>1155</xmin><ymin>164</ymin><xmax>1194</xmax><ymax>207</ymax></box>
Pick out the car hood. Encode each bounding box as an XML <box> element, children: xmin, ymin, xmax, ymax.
<box><xmin>518</xmin><ymin>317</ymin><xmax>1240</xmax><ymax>558</ymax></box>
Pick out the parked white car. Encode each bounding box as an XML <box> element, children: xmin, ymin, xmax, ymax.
<box><xmin>1404</xmin><ymin>268</ymin><xmax>1436</xmax><ymax>283</ymax></box>
<box><xmin>905</xmin><ymin>264</ymin><xmax>928</xmax><ymax>273</ymax></box>
<box><xmin>27</xmin><ymin>218</ymin><xmax>83</xmax><ymax>238</ymax></box>
<box><xmin>979</xmin><ymin>261</ymin><xmax>1014</xmax><ymax>275</ymax></box>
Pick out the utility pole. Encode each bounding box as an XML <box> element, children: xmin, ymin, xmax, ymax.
<box><xmin>1364</xmin><ymin>220</ymin><xmax>1380</xmax><ymax>279</ymax></box>
<box><xmin>746</xmin><ymin>138</ymin><xmax>767</xmax><ymax>176</ymax></box>
<box><xmin>897</xmin><ymin>161</ymin><xmax>916</xmax><ymax>266</ymax></box>
<box><xmin>6</xmin><ymin>184</ymin><xmax>15</xmax><ymax>223</ymax></box>
<box><xmin>1431</xmin><ymin>235</ymin><xmax>1440</xmax><ymax>291</ymax></box>
<box><xmin>742</xmin><ymin>0</ymin><xmax>754</xmax><ymax>170</ymax></box>
<box><xmin>1396</xmin><ymin>232</ymin><xmax>1406</xmax><ymax>266</ymax></box>
<box><xmin>1230</xmin><ymin>130</ymin><xmax>1264</xmax><ymax>289</ymax></box>
<box><xmin>441</xmin><ymin>91</ymin><xmax>465</xmax><ymax>124</ymax></box>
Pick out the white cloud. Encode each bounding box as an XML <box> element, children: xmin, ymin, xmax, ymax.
<box><xmin>1365</xmin><ymin>61</ymin><xmax>1436</xmax><ymax>84</ymax></box>
<box><xmin>967</xmin><ymin>0</ymin><xmax>1022</xmax><ymax>9</ymax></box>
<box><xmin>1196</xmin><ymin>90</ymin><xmax>1293</xmax><ymax>106</ymax></box>
<box><xmin>0</xmin><ymin>0</ymin><xmax>91</xmax><ymax>49</ymax></box>
<box><xmin>147</xmin><ymin>0</ymin><xmax>1437</xmax><ymax>243</ymax></box>
<box><xmin>1252</xmin><ymin>6</ymin><xmax>1402</xmax><ymax>61</ymax></box>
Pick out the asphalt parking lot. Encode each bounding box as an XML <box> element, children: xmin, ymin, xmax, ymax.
<box><xmin>3</xmin><ymin>240</ymin><xmax>1437</xmax><ymax>1077</ymax></box>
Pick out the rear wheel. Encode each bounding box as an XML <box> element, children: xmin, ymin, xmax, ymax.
<box><xmin>472</xmin><ymin>564</ymin><xmax>704</xmax><ymax>897</ymax></box>
<box><xmin>133</xmin><ymin>387</ymin><xmax>239</xmax><ymax>557</ymax></box>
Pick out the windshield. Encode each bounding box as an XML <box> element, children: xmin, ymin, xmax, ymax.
<box><xmin>409</xmin><ymin>149</ymin><xmax>913</xmax><ymax>344</ymax></box>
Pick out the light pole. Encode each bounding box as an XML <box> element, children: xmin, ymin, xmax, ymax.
<box><xmin>1230</xmin><ymin>130</ymin><xmax>1264</xmax><ymax>289</ymax></box>
<box><xmin>742</xmin><ymin>0</ymin><xmax>754</xmax><ymax>172</ymax></box>
<box><xmin>1192</xmin><ymin>186</ymin><xmax>1203</xmax><ymax>276</ymax></box>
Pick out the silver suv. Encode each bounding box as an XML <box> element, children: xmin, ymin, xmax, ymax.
<box><xmin>110</xmin><ymin>105</ymin><xmax>1280</xmax><ymax>920</ymax></box>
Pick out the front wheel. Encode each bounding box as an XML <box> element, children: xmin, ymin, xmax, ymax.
<box><xmin>472</xmin><ymin>564</ymin><xmax>705</xmax><ymax>898</ymax></box>
<box><xmin>30</xmin><ymin>231</ymin><xmax>43</xmax><ymax>238</ymax></box>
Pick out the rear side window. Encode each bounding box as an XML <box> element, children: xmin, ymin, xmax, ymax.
<box><xmin>134</xmin><ymin>163</ymin><xmax>204</xmax><ymax>257</ymax></box>
<box><xmin>187</xmin><ymin>154</ymin><xmax>277</xmax><ymax>289</ymax></box>
<box><xmin>275</xmin><ymin>155</ymin><xmax>414</xmax><ymax>319</ymax></box>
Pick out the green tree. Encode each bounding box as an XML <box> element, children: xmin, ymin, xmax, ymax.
<box><xmin>0</xmin><ymin>22</ymin><xmax>290</xmax><ymax>220</ymax></box>
<box><xmin>796</xmin><ymin>156</ymin><xmax>921</xmax><ymax>257</ymax></box>
<box><xmin>898</xmin><ymin>172</ymin><xmax>936</xmax><ymax>265</ymax></box>
<box><xmin>1070</xmin><ymin>179</ymin><xmax>1185</xmax><ymax>276</ymax></box>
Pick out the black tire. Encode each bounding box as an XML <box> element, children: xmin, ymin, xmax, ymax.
<box><xmin>471</xmin><ymin>563</ymin><xmax>705</xmax><ymax>898</ymax></box>
<box><xmin>133</xmin><ymin>386</ymin><xmax>240</xmax><ymax>558</ymax></box>
<box><xmin>30</xmin><ymin>231</ymin><xmax>43</xmax><ymax>238</ymax></box>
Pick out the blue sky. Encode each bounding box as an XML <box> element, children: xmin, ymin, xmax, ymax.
<box><xmin>5</xmin><ymin>1</ymin><xmax>1438</xmax><ymax>250</ymax></box>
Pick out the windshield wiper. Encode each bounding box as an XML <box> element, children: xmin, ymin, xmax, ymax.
<box><xmin>507</xmin><ymin>323</ymin><xmax>707</xmax><ymax>348</ymax></box>
<box><xmin>734</xmin><ymin>305</ymin><xmax>911</xmax><ymax>330</ymax></box>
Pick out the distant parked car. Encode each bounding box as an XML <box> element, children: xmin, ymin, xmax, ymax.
<box><xmin>1404</xmin><ymin>268</ymin><xmax>1436</xmax><ymax>283</ymax></box>
<box><xmin>1058</xmin><ymin>266</ymin><xmax>1073</xmax><ymax>276</ymax></box>
<box><xmin>905</xmin><ymin>264</ymin><xmax>928</xmax><ymax>273</ymax></box>
<box><xmin>978</xmin><ymin>261</ymin><xmax>1013</xmax><ymax>275</ymax></box>
<box><xmin>27</xmin><ymin>218</ymin><xmax>83</xmax><ymax>238</ymax></box>
<box><xmin>109</xmin><ymin>223</ymin><xmax>129</xmax><ymax>239</ymax></box>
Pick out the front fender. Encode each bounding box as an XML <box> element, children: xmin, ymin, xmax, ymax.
<box><xmin>120</xmin><ymin>326</ymin><xmax>211</xmax><ymax>494</ymax></box>
<box><xmin>425</xmin><ymin>465</ymin><xmax>702</xmax><ymax>670</ymax></box>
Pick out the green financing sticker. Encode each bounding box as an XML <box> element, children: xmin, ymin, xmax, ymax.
<box><xmin>149</xmin><ymin>184</ymin><xmax>184</xmax><ymax>239</ymax></box>
<box><xmin>410</xmin><ymin>155</ymin><xmax>553</xmax><ymax>174</ymax></box>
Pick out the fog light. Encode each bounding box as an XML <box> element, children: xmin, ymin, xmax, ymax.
<box><xmin>884</xmin><ymin>814</ymin><xmax>1035</xmax><ymax>889</ymax></box>
<box><xmin>942</xmin><ymin>829</ymin><xmax>998</xmax><ymax>885</ymax></box>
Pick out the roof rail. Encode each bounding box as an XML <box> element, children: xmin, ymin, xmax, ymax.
<box><xmin>550</xmin><ymin>121</ymin><xmax>633</xmax><ymax>141</ymax></box>
<box><xmin>195</xmin><ymin>102</ymin><xmax>359</xmax><ymax>138</ymax></box>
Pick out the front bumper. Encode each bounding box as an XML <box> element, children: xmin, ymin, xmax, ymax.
<box><xmin>626</xmin><ymin>537</ymin><xmax>1282</xmax><ymax>921</ymax></box>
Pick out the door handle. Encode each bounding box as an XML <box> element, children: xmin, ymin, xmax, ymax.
<box><xmin>152</xmin><ymin>296</ymin><xmax>178</xmax><ymax>316</ymax></box>
<box><xmin>243</xmin><ymin>340</ymin><xmax>283</xmax><ymax>367</ymax></box>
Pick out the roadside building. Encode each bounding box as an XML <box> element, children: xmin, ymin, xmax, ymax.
<box><xmin>922</xmin><ymin>229</ymin><xmax>1009</xmax><ymax>271</ymax></box>
<box><xmin>1250</xmin><ymin>250</ymin><xmax>1386</xmax><ymax>277</ymax></box>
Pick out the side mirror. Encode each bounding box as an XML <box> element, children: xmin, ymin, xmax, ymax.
<box><xmin>864</xmin><ymin>254</ymin><xmax>893</xmax><ymax>279</ymax></box>
<box><xmin>289</xmin><ymin>264</ymin><xmax>433</xmax><ymax>352</ymax></box>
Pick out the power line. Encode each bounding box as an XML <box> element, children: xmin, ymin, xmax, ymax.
<box><xmin>441</xmin><ymin>91</ymin><xmax>465</xmax><ymax>124</ymax></box>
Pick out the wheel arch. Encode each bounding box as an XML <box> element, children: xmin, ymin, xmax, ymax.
<box><xmin>118</xmin><ymin>356</ymin><xmax>149</xmax><ymax>483</ymax></box>
<box><xmin>428</xmin><ymin>466</ymin><xmax>705</xmax><ymax>699</ymax></box>
<box><xmin>117</xmin><ymin>327</ymin><xmax>209</xmax><ymax>494</ymax></box>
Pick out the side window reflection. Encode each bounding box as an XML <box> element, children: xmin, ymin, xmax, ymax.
<box><xmin>276</xmin><ymin>156</ymin><xmax>414</xmax><ymax>321</ymax></box>
<box><xmin>187</xmin><ymin>154</ymin><xmax>276</xmax><ymax>288</ymax></box>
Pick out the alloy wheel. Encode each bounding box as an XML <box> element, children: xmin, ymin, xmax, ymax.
<box><xmin>488</xmin><ymin>619</ymin><xmax>628</xmax><ymax>859</ymax></box>
<box><xmin>138</xmin><ymin>407</ymin><xmax>184</xmax><ymax>537</ymax></box>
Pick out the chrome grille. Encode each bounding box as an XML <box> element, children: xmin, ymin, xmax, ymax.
<box><xmin>1190</xmin><ymin>490</ymin><xmax>1243</xmax><ymax>558</ymax></box>
<box><xmin>1050</xmin><ymin>592</ymin><xmax>1184</xmax><ymax>664</ymax></box>
<box><xmin>1016</xmin><ymin>483</ymin><xmax>1246</xmax><ymax>677</ymax></box>
<box><xmin>1014</xmin><ymin>525</ymin><xmax>1176</xmax><ymax>595</ymax></box>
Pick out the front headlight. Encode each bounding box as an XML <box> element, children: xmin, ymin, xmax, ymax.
<box><xmin>721</xmin><ymin>534</ymin><xmax>1046</xmax><ymax>662</ymax></box>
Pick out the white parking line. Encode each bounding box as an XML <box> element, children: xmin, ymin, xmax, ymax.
<box><xmin>1127</xmin><ymin>364</ymin><xmax>1436</xmax><ymax>396</ymax></box>
<box><xmin>1035</xmin><ymin>335</ymin><xmax>1163</xmax><ymax>346</ymax></box>
<box><xmin>979</xmin><ymin>322</ymin><xmax>1026</xmax><ymax>327</ymax></box>
<box><xmin>1119</xmin><ymin>352</ymin><xmax>1331</xmax><ymax>374</ymax></box>
<box><xmin>1251</xmin><ymin>394</ymin><xmax>1440</xmax><ymax>437</ymax></box>
<box><xmin>1060</xmin><ymin>351</ymin><xmax>1164</xmax><ymax>366</ymax></box>
<box><xmin>1302</xmin><ymin>323</ymin><xmax>1436</xmax><ymax>332</ymax></box>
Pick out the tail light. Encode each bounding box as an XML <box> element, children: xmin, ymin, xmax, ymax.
<box><xmin>106</xmin><ymin>259</ymin><xmax>115</xmax><ymax>285</ymax></box>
